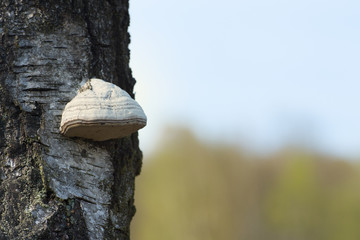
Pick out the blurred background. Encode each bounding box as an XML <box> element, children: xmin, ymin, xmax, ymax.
<box><xmin>129</xmin><ymin>0</ymin><xmax>360</xmax><ymax>239</ymax></box>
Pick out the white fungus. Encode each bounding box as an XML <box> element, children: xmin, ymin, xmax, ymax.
<box><xmin>60</xmin><ymin>78</ymin><xmax>147</xmax><ymax>141</ymax></box>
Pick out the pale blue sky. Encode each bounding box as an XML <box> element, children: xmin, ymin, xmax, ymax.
<box><xmin>129</xmin><ymin>0</ymin><xmax>360</xmax><ymax>158</ymax></box>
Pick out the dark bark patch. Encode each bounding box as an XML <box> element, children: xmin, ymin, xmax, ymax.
<box><xmin>37</xmin><ymin>199</ymin><xmax>89</xmax><ymax>240</ymax></box>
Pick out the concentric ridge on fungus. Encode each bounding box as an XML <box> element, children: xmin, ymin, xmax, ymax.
<box><xmin>59</xmin><ymin>78</ymin><xmax>147</xmax><ymax>141</ymax></box>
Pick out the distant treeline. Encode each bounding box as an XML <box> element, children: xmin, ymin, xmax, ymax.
<box><xmin>132</xmin><ymin>128</ymin><xmax>360</xmax><ymax>240</ymax></box>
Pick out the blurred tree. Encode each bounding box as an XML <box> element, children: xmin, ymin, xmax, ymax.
<box><xmin>265</xmin><ymin>155</ymin><xmax>325</xmax><ymax>239</ymax></box>
<box><xmin>132</xmin><ymin>129</ymin><xmax>241</xmax><ymax>240</ymax></box>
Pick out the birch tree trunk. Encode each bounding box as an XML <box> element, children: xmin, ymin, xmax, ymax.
<box><xmin>0</xmin><ymin>1</ymin><xmax>142</xmax><ymax>239</ymax></box>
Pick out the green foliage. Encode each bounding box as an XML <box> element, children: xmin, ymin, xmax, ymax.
<box><xmin>132</xmin><ymin>128</ymin><xmax>360</xmax><ymax>240</ymax></box>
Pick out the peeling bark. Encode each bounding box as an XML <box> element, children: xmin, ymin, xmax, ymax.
<box><xmin>0</xmin><ymin>1</ymin><xmax>142</xmax><ymax>239</ymax></box>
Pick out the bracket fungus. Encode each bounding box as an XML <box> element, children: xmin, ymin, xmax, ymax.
<box><xmin>60</xmin><ymin>78</ymin><xmax>147</xmax><ymax>141</ymax></box>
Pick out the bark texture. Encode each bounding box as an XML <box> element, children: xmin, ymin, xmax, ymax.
<box><xmin>0</xmin><ymin>1</ymin><xmax>142</xmax><ymax>239</ymax></box>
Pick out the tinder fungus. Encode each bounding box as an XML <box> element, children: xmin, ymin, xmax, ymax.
<box><xmin>60</xmin><ymin>78</ymin><xmax>147</xmax><ymax>141</ymax></box>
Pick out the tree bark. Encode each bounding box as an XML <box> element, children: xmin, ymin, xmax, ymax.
<box><xmin>0</xmin><ymin>1</ymin><xmax>142</xmax><ymax>239</ymax></box>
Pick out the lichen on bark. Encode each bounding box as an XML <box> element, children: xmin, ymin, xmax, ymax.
<box><xmin>0</xmin><ymin>1</ymin><xmax>142</xmax><ymax>239</ymax></box>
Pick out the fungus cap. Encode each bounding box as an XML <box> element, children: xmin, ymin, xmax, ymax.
<box><xmin>60</xmin><ymin>78</ymin><xmax>147</xmax><ymax>141</ymax></box>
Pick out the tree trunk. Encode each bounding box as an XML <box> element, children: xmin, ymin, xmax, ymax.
<box><xmin>0</xmin><ymin>1</ymin><xmax>142</xmax><ymax>239</ymax></box>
